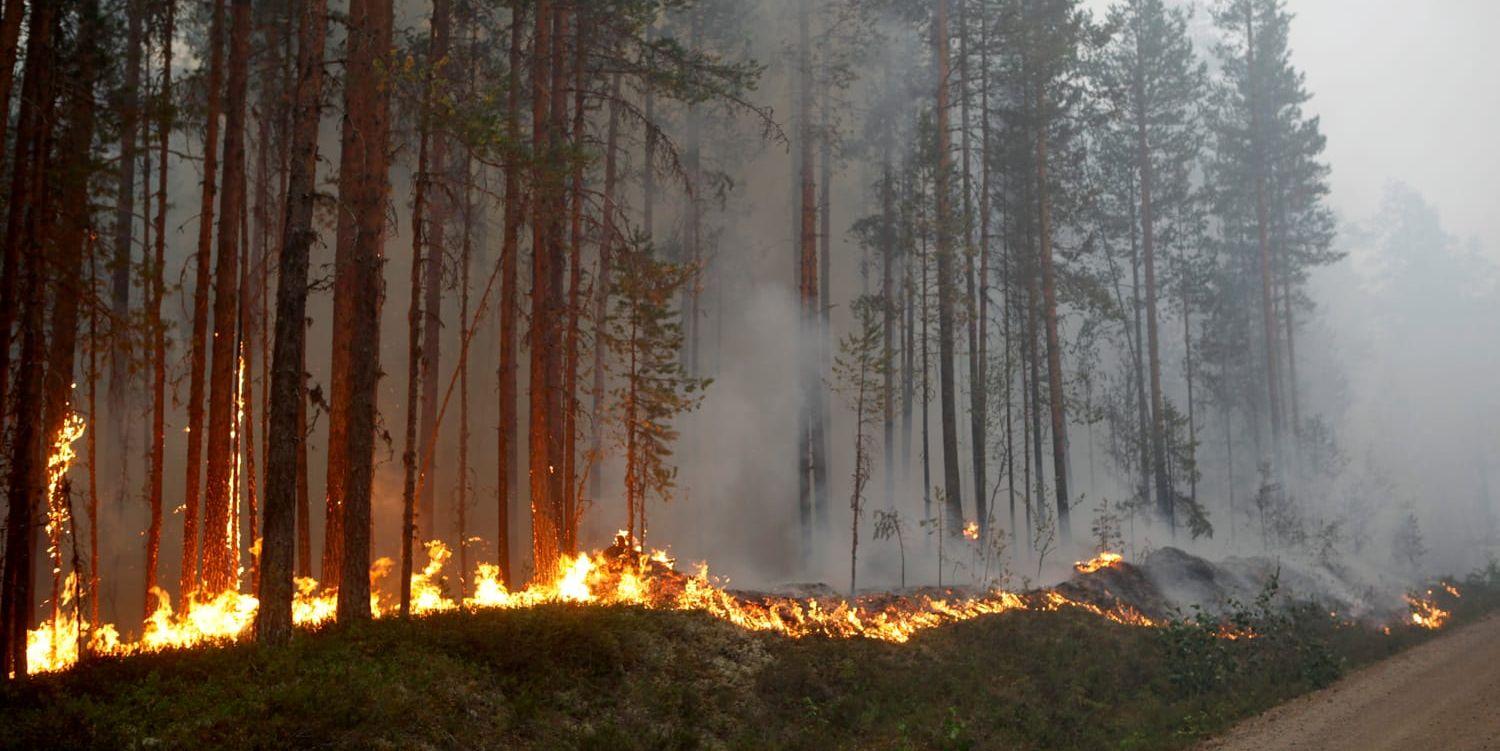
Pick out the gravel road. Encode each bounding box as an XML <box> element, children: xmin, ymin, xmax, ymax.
<box><xmin>1201</xmin><ymin>613</ymin><xmax>1500</xmax><ymax>750</ymax></box>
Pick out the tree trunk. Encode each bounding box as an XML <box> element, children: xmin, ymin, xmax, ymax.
<box><xmin>1035</xmin><ymin>87</ymin><xmax>1070</xmax><ymax>543</ymax></box>
<box><xmin>1247</xmin><ymin>3</ymin><xmax>1284</xmax><ymax>472</ymax></box>
<box><xmin>961</xmin><ymin>7</ymin><xmax>987</xmax><ymax>537</ymax></box>
<box><xmin>110</xmin><ymin>0</ymin><xmax>144</xmax><ymax>439</ymax></box>
<box><xmin>181</xmin><ymin>0</ymin><xmax>227</xmax><ymax>603</ymax></box>
<box><xmin>590</xmin><ymin>73</ymin><xmax>622</xmax><ymax>508</ymax></box>
<box><xmin>400</xmin><ymin>98</ymin><xmax>430</xmax><ymax>618</ymax></box>
<box><xmin>417</xmin><ymin>0</ymin><xmax>451</xmax><ymax>547</ymax></box>
<box><xmin>336</xmin><ymin>0</ymin><xmax>393</xmax><ymax>623</ymax></box>
<box><xmin>146</xmin><ymin>0</ymin><xmax>175</xmax><ymax>620</ymax></box>
<box><xmin>561</xmin><ymin>6</ymin><xmax>589</xmax><ymax>555</ymax></box>
<box><xmin>528</xmin><ymin>0</ymin><xmax>563</xmax><ymax>579</ymax></box>
<box><xmin>933</xmin><ymin>0</ymin><xmax>964</xmax><ymax>534</ymax></box>
<box><xmin>496</xmin><ymin>2</ymin><xmax>524</xmax><ymax>588</ymax></box>
<box><xmin>0</xmin><ymin>0</ymin><xmax>55</xmax><ymax>676</ymax></box>
<box><xmin>201</xmin><ymin>0</ymin><xmax>253</xmax><ymax>596</ymax></box>
<box><xmin>796</xmin><ymin>0</ymin><xmax>817</xmax><ymax>556</ymax></box>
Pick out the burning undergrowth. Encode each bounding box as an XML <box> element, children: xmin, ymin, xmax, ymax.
<box><xmin>21</xmin><ymin>536</ymin><xmax>1468</xmax><ymax>678</ymax></box>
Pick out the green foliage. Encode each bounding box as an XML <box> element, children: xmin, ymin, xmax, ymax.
<box><xmin>605</xmin><ymin>243</ymin><xmax>709</xmax><ymax>515</ymax></box>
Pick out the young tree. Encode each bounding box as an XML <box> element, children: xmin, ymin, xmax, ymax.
<box><xmin>606</xmin><ymin>247</ymin><xmax>709</xmax><ymax>547</ymax></box>
<box><xmin>831</xmin><ymin>296</ymin><xmax>889</xmax><ymax>596</ymax></box>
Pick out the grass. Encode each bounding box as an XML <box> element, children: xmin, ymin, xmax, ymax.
<box><xmin>3</xmin><ymin>566</ymin><xmax>1497</xmax><ymax>750</ymax></box>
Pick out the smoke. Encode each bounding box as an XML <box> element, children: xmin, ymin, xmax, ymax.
<box><xmin>71</xmin><ymin>0</ymin><xmax>1500</xmax><ymax>632</ymax></box>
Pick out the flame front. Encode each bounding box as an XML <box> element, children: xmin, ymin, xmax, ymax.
<box><xmin>23</xmin><ymin>536</ymin><xmax>1461</xmax><ymax>676</ymax></box>
<box><xmin>1073</xmin><ymin>551</ymin><xmax>1123</xmax><ymax>574</ymax></box>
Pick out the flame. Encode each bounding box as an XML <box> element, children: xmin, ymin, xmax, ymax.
<box><xmin>1404</xmin><ymin>592</ymin><xmax>1451</xmax><ymax>630</ymax></box>
<box><xmin>1073</xmin><ymin>551</ymin><xmax>1123</xmax><ymax>574</ymax></box>
<box><xmin>25</xmin><ymin>533</ymin><xmax>1460</xmax><ymax>676</ymax></box>
<box><xmin>44</xmin><ymin>414</ymin><xmax>87</xmax><ymax>579</ymax></box>
<box><xmin>961</xmin><ymin>521</ymin><xmax>980</xmax><ymax>540</ymax></box>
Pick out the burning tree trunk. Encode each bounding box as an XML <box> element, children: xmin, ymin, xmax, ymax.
<box><xmin>336</xmin><ymin>0</ymin><xmax>392</xmax><ymax>622</ymax></box>
<box><xmin>181</xmin><ymin>0</ymin><xmax>227</xmax><ymax>603</ymax></box>
<box><xmin>243</xmin><ymin>0</ymin><xmax>322</xmax><ymax>635</ymax></box>
<box><xmin>43</xmin><ymin>0</ymin><xmax>100</xmax><ymax>627</ymax></box>
<box><xmin>201</xmin><ymin>0</ymin><xmax>253</xmax><ymax>596</ymax></box>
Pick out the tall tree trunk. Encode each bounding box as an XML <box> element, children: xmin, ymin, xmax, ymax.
<box><xmin>457</xmin><ymin>151</ymin><xmax>472</xmax><ymax>599</ymax></box>
<box><xmin>400</xmin><ymin>93</ymin><xmax>430</xmax><ymax>618</ymax></box>
<box><xmin>813</xmin><ymin>66</ymin><xmax>831</xmax><ymax>534</ymax></box>
<box><xmin>336</xmin><ymin>0</ymin><xmax>393</xmax><ymax>623</ymax></box>
<box><xmin>933</xmin><ymin>0</ymin><xmax>964</xmax><ymax>533</ymax></box>
<box><xmin>1137</xmin><ymin>50</ymin><xmax>1173</xmax><ymax>532</ymax></box>
<box><xmin>590</xmin><ymin>73</ymin><xmax>622</xmax><ymax>508</ymax></box>
<box><xmin>201</xmin><ymin>0</ymin><xmax>253</xmax><ymax>596</ymax></box>
<box><xmin>1247</xmin><ymin>3</ymin><xmax>1283</xmax><ymax>472</ymax></box>
<box><xmin>796</xmin><ymin>0</ymin><xmax>817</xmax><ymax>556</ymax></box>
<box><xmin>960</xmin><ymin>5</ymin><xmax>987</xmax><ymax>535</ymax></box>
<box><xmin>417</xmin><ymin>0</ymin><xmax>451</xmax><ymax>547</ymax></box>
<box><xmin>145</xmin><ymin>0</ymin><xmax>174</xmax><ymax>620</ymax></box>
<box><xmin>528</xmin><ymin>0</ymin><xmax>563</xmax><ymax>578</ymax></box>
<box><xmin>881</xmin><ymin>158</ymin><xmax>895</xmax><ymax>511</ymax></box>
<box><xmin>496</xmin><ymin>3</ymin><xmax>524</xmax><ymax>588</ymax></box>
<box><xmin>977</xmin><ymin>15</ymin><xmax>993</xmax><ymax>536</ymax></box>
<box><xmin>181</xmin><ymin>0</ymin><xmax>227</xmax><ymax>604</ymax></box>
<box><xmin>0</xmin><ymin>0</ymin><xmax>25</xmax><ymax>163</ymax></box>
<box><xmin>44</xmin><ymin>0</ymin><xmax>99</xmax><ymax>624</ymax></box>
<box><xmin>110</xmin><ymin>0</ymin><xmax>144</xmax><ymax>443</ymax></box>
<box><xmin>0</xmin><ymin>0</ymin><xmax>56</xmax><ymax>676</ymax></box>
<box><xmin>1035</xmin><ymin>87</ymin><xmax>1070</xmax><ymax>543</ymax></box>
<box><xmin>0</xmin><ymin>0</ymin><xmax>32</xmax><ymax>433</ymax></box>
<box><xmin>561</xmin><ymin>6</ymin><xmax>588</xmax><ymax>556</ymax></box>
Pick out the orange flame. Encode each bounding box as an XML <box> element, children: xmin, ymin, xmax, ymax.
<box><xmin>1073</xmin><ymin>551</ymin><xmax>1123</xmax><ymax>574</ymax></box>
<box><xmin>1405</xmin><ymin>592</ymin><xmax>1451</xmax><ymax>630</ymax></box>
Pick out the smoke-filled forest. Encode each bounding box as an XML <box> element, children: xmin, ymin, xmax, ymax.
<box><xmin>1</xmin><ymin>0</ymin><xmax>1498</xmax><ymax>746</ymax></box>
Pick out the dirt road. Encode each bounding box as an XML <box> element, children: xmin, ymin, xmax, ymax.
<box><xmin>1201</xmin><ymin>613</ymin><xmax>1500</xmax><ymax>750</ymax></box>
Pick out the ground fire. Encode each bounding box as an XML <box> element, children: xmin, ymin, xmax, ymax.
<box><xmin>23</xmin><ymin>535</ymin><xmax>1165</xmax><ymax>675</ymax></box>
<box><xmin>23</xmin><ymin>531</ymin><xmax>1465</xmax><ymax>677</ymax></box>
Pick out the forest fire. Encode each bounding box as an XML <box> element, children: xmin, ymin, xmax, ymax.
<box><xmin>23</xmin><ymin>534</ymin><xmax>1167</xmax><ymax>675</ymax></box>
<box><xmin>1073</xmin><ymin>551</ymin><xmax>1123</xmax><ymax>574</ymax></box>
<box><xmin>1405</xmin><ymin>591</ymin><xmax>1452</xmax><ymax>630</ymax></box>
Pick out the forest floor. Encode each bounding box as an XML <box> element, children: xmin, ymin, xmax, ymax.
<box><xmin>1200</xmin><ymin>611</ymin><xmax>1500</xmax><ymax>751</ymax></box>
<box><xmin>4</xmin><ymin>573</ymin><xmax>1497</xmax><ymax>751</ymax></box>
